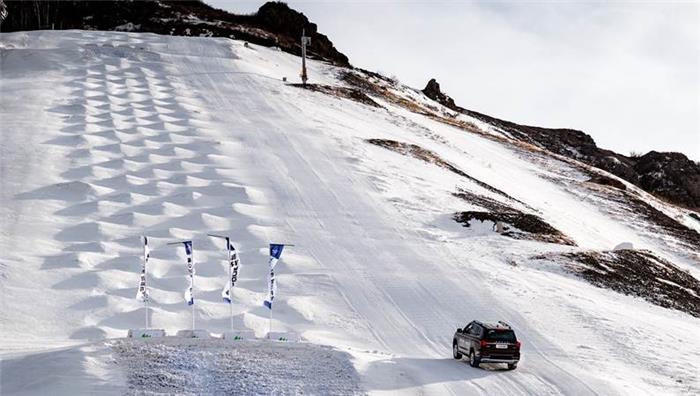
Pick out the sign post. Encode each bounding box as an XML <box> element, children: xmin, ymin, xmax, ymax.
<box><xmin>300</xmin><ymin>30</ymin><xmax>310</xmax><ymax>86</ymax></box>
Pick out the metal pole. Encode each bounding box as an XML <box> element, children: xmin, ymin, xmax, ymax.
<box><xmin>301</xmin><ymin>29</ymin><xmax>308</xmax><ymax>86</ymax></box>
<box><xmin>192</xmin><ymin>240</ymin><xmax>195</xmax><ymax>331</ymax></box>
<box><xmin>266</xmin><ymin>243</ymin><xmax>294</xmax><ymax>339</ymax></box>
<box><xmin>168</xmin><ymin>240</ymin><xmax>195</xmax><ymax>331</ymax></box>
<box><xmin>229</xmin><ymin>260</ymin><xmax>234</xmax><ymax>332</ymax></box>
<box><xmin>208</xmin><ymin>234</ymin><xmax>235</xmax><ymax>332</ymax></box>
<box><xmin>144</xmin><ymin>235</ymin><xmax>149</xmax><ymax>329</ymax></box>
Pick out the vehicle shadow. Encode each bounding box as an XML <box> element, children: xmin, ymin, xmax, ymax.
<box><xmin>363</xmin><ymin>356</ymin><xmax>512</xmax><ymax>392</ymax></box>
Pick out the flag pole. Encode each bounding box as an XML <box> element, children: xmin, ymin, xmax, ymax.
<box><xmin>229</xmin><ymin>242</ymin><xmax>234</xmax><ymax>332</ymax></box>
<box><xmin>192</xmin><ymin>240</ymin><xmax>195</xmax><ymax>331</ymax></box>
<box><xmin>230</xmin><ymin>278</ymin><xmax>234</xmax><ymax>331</ymax></box>
<box><xmin>142</xmin><ymin>235</ymin><xmax>150</xmax><ymax>329</ymax></box>
<box><xmin>167</xmin><ymin>240</ymin><xmax>195</xmax><ymax>332</ymax></box>
<box><xmin>208</xmin><ymin>234</ymin><xmax>236</xmax><ymax>332</ymax></box>
<box><xmin>145</xmin><ymin>243</ymin><xmax>148</xmax><ymax>329</ymax></box>
<box><xmin>265</xmin><ymin>244</ymin><xmax>294</xmax><ymax>339</ymax></box>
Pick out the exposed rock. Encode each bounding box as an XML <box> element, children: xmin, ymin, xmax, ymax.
<box><xmin>422</xmin><ymin>78</ymin><xmax>455</xmax><ymax>109</ymax></box>
<box><xmin>0</xmin><ymin>1</ymin><xmax>349</xmax><ymax>66</ymax></box>
<box><xmin>633</xmin><ymin>151</ymin><xmax>700</xmax><ymax>209</ymax></box>
<box><xmin>254</xmin><ymin>2</ymin><xmax>348</xmax><ymax>65</ymax></box>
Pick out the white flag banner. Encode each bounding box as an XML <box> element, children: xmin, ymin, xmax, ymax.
<box><xmin>183</xmin><ymin>241</ymin><xmax>195</xmax><ymax>306</ymax></box>
<box><xmin>264</xmin><ymin>244</ymin><xmax>284</xmax><ymax>309</ymax></box>
<box><xmin>221</xmin><ymin>238</ymin><xmax>240</xmax><ymax>304</ymax></box>
<box><xmin>136</xmin><ymin>236</ymin><xmax>150</xmax><ymax>302</ymax></box>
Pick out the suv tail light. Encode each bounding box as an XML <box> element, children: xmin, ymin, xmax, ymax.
<box><xmin>480</xmin><ymin>340</ymin><xmax>489</xmax><ymax>348</ymax></box>
<box><xmin>516</xmin><ymin>341</ymin><xmax>521</xmax><ymax>349</ymax></box>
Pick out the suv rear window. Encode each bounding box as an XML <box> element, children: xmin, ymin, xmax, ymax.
<box><xmin>485</xmin><ymin>329</ymin><xmax>516</xmax><ymax>342</ymax></box>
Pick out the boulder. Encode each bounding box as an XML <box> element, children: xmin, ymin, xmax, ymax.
<box><xmin>422</xmin><ymin>78</ymin><xmax>456</xmax><ymax>110</ymax></box>
<box><xmin>613</xmin><ymin>242</ymin><xmax>634</xmax><ymax>251</ymax></box>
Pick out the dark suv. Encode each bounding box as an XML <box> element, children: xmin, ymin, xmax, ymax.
<box><xmin>453</xmin><ymin>320</ymin><xmax>520</xmax><ymax>370</ymax></box>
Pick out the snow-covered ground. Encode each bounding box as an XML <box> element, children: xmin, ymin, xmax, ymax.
<box><xmin>2</xmin><ymin>338</ymin><xmax>361</xmax><ymax>395</ymax></box>
<box><xmin>1</xmin><ymin>30</ymin><xmax>699</xmax><ymax>395</ymax></box>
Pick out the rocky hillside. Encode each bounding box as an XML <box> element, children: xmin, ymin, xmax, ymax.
<box><xmin>2</xmin><ymin>0</ymin><xmax>695</xmax><ymax>210</ymax></box>
<box><xmin>0</xmin><ymin>0</ymin><xmax>349</xmax><ymax>65</ymax></box>
<box><xmin>423</xmin><ymin>79</ymin><xmax>700</xmax><ymax>210</ymax></box>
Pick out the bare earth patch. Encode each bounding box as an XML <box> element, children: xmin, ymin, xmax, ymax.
<box><xmin>366</xmin><ymin>139</ymin><xmax>573</xmax><ymax>245</ymax></box>
<box><xmin>366</xmin><ymin>138</ymin><xmax>526</xmax><ymax>205</ymax></box>
<box><xmin>290</xmin><ymin>83</ymin><xmax>382</xmax><ymax>108</ymax></box>
<box><xmin>623</xmin><ymin>195</ymin><xmax>700</xmax><ymax>253</ymax></box>
<box><xmin>454</xmin><ymin>211</ymin><xmax>576</xmax><ymax>246</ymax></box>
<box><xmin>584</xmin><ymin>185</ymin><xmax>700</xmax><ymax>256</ymax></box>
<box><xmin>587</xmin><ymin>174</ymin><xmax>627</xmax><ymax>190</ymax></box>
<box><xmin>535</xmin><ymin>249</ymin><xmax>700</xmax><ymax>317</ymax></box>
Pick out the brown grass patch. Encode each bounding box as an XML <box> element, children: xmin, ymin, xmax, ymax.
<box><xmin>535</xmin><ymin>249</ymin><xmax>700</xmax><ymax>317</ymax></box>
<box><xmin>289</xmin><ymin>83</ymin><xmax>382</xmax><ymax>108</ymax></box>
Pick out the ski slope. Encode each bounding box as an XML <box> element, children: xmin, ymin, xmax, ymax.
<box><xmin>1</xmin><ymin>30</ymin><xmax>699</xmax><ymax>395</ymax></box>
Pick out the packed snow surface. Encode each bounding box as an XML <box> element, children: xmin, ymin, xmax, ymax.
<box><xmin>1</xmin><ymin>338</ymin><xmax>361</xmax><ymax>395</ymax></box>
<box><xmin>1</xmin><ymin>30</ymin><xmax>699</xmax><ymax>395</ymax></box>
<box><xmin>113</xmin><ymin>338</ymin><xmax>362</xmax><ymax>395</ymax></box>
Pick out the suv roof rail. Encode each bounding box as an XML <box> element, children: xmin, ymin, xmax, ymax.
<box><xmin>497</xmin><ymin>320</ymin><xmax>511</xmax><ymax>329</ymax></box>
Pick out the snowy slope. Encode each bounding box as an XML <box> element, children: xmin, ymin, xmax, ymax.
<box><xmin>1</xmin><ymin>30</ymin><xmax>699</xmax><ymax>395</ymax></box>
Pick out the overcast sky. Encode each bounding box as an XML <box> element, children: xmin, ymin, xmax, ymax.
<box><xmin>209</xmin><ymin>1</ymin><xmax>699</xmax><ymax>160</ymax></box>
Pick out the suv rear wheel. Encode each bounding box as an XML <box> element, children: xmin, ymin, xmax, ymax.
<box><xmin>469</xmin><ymin>350</ymin><xmax>481</xmax><ymax>368</ymax></box>
<box><xmin>507</xmin><ymin>362</ymin><xmax>518</xmax><ymax>370</ymax></box>
<box><xmin>452</xmin><ymin>342</ymin><xmax>462</xmax><ymax>359</ymax></box>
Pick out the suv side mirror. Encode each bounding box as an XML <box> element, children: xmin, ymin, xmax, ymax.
<box><xmin>456</xmin><ymin>328</ymin><xmax>463</xmax><ymax>333</ymax></box>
